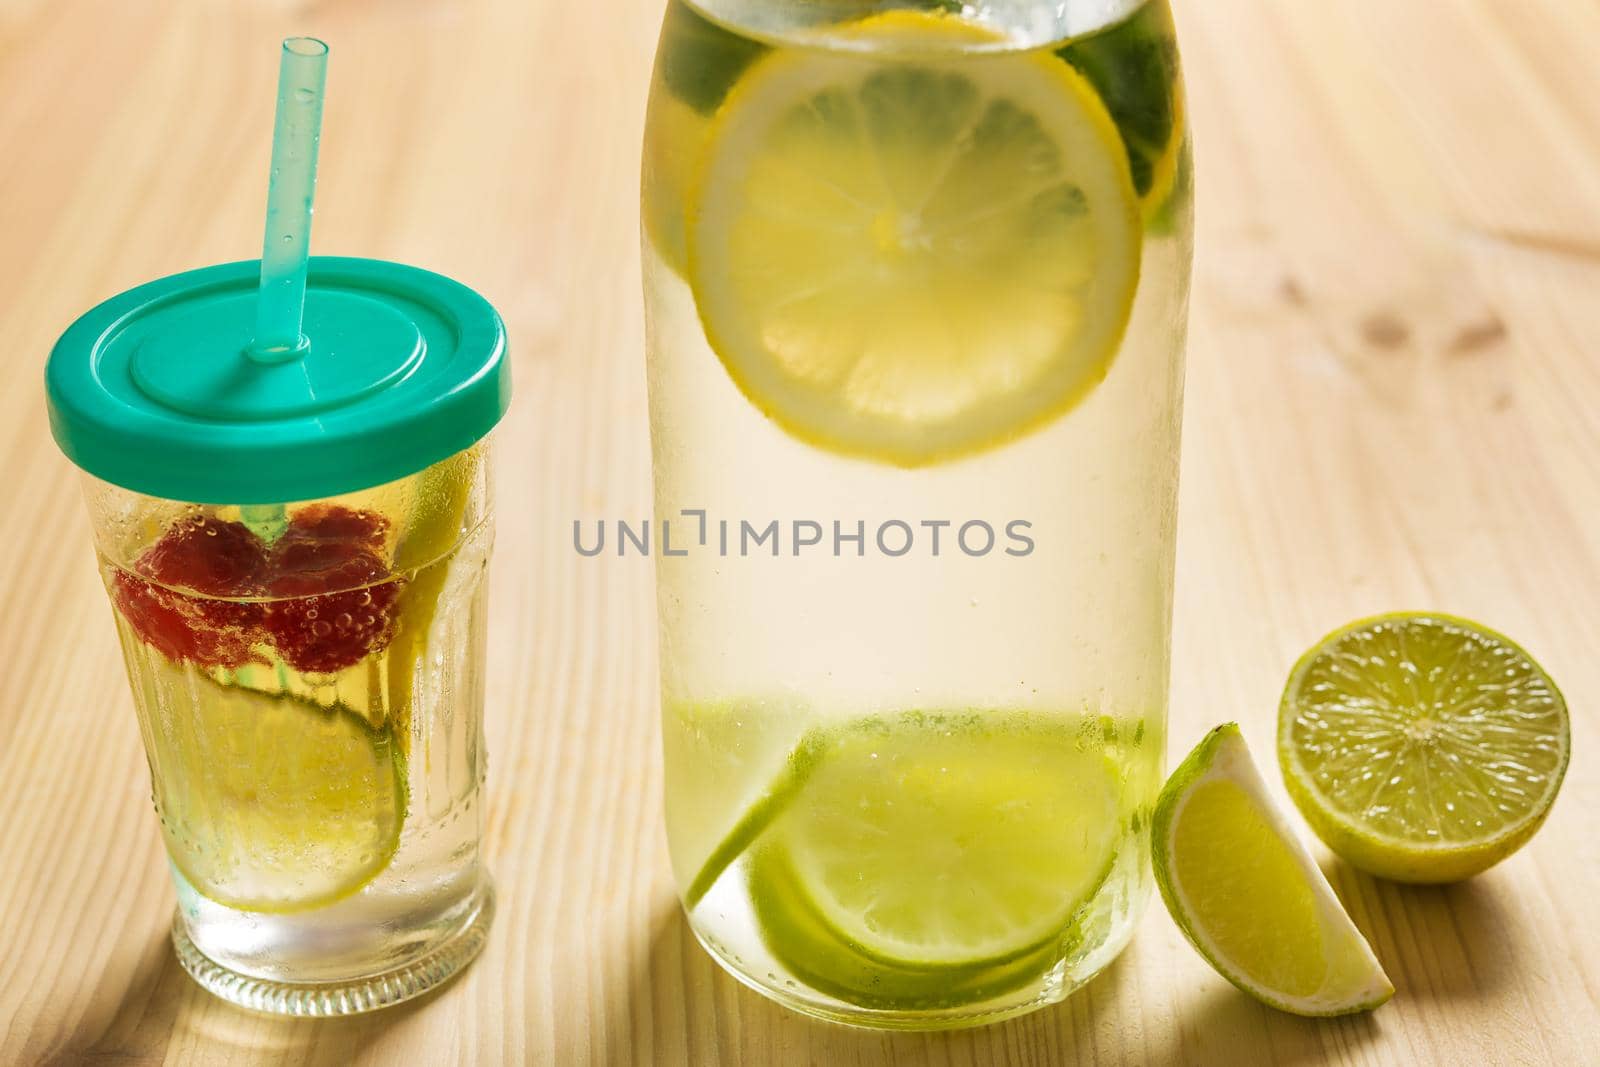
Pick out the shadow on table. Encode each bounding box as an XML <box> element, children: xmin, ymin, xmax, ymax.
<box><xmin>1174</xmin><ymin>982</ymin><xmax>1392</xmax><ymax>1067</ymax></box>
<box><xmin>624</xmin><ymin>899</ymin><xmax>1138</xmax><ymax>1066</ymax></box>
<box><xmin>48</xmin><ymin>921</ymin><xmax>449</xmax><ymax>1066</ymax></box>
<box><xmin>1329</xmin><ymin>858</ymin><xmax>1513</xmax><ymax>1000</ymax></box>
<box><xmin>626</xmin><ymin>895</ymin><xmax>1412</xmax><ymax>1067</ymax></box>
<box><xmin>1155</xmin><ymin>866</ymin><xmax>1514</xmax><ymax>1066</ymax></box>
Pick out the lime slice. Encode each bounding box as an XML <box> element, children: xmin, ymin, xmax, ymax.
<box><xmin>747</xmin><ymin>845</ymin><xmax>1068</xmax><ymax>1012</ymax></box>
<box><xmin>754</xmin><ymin>713</ymin><xmax>1122</xmax><ymax>972</ymax></box>
<box><xmin>147</xmin><ymin>663</ymin><xmax>406</xmax><ymax>912</ymax></box>
<box><xmin>644</xmin><ymin>3</ymin><xmax>769</xmax><ymax>275</ymax></box>
<box><xmin>656</xmin><ymin>0</ymin><xmax>769</xmax><ymax>116</ymax></box>
<box><xmin>686</xmin><ymin>12</ymin><xmax>1141</xmax><ymax>466</ymax></box>
<box><xmin>644</xmin><ymin>87</ymin><xmax>712</xmax><ymax>277</ymax></box>
<box><xmin>677</xmin><ymin>718</ymin><xmax>827</xmax><ymax>908</ymax></box>
<box><xmin>1153</xmin><ymin>724</ymin><xmax>1394</xmax><ymax>1016</ymax></box>
<box><xmin>1057</xmin><ymin>0</ymin><xmax>1186</xmax><ymax>221</ymax></box>
<box><xmin>1279</xmin><ymin>613</ymin><xmax>1570</xmax><ymax>883</ymax></box>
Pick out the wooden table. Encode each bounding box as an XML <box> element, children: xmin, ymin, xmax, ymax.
<box><xmin>3</xmin><ymin>0</ymin><xmax>1597</xmax><ymax>1063</ymax></box>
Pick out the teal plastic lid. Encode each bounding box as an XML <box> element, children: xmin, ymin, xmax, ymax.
<box><xmin>46</xmin><ymin>256</ymin><xmax>510</xmax><ymax>504</ymax></box>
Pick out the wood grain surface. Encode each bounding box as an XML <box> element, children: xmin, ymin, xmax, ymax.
<box><xmin>2</xmin><ymin>0</ymin><xmax>1597</xmax><ymax>1063</ymax></box>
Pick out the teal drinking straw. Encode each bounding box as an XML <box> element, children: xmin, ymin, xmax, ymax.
<box><xmin>250</xmin><ymin>37</ymin><xmax>328</xmax><ymax>361</ymax></box>
<box><xmin>244</xmin><ymin>37</ymin><xmax>327</xmax><ymax>534</ymax></box>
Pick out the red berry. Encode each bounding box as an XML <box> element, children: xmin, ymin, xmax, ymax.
<box><xmin>138</xmin><ymin>515</ymin><xmax>269</xmax><ymax>595</ymax></box>
<box><xmin>280</xmin><ymin>504</ymin><xmax>390</xmax><ymax>554</ymax></box>
<box><xmin>112</xmin><ymin>573</ymin><xmax>264</xmax><ymax>668</ymax></box>
<box><xmin>112</xmin><ymin>516</ymin><xmax>269</xmax><ymax>668</ymax></box>
<box><xmin>264</xmin><ymin>512</ymin><xmax>403</xmax><ymax>674</ymax></box>
<box><xmin>268</xmin><ymin>539</ymin><xmax>389</xmax><ymax>599</ymax></box>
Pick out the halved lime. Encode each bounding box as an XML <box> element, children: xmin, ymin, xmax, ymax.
<box><xmin>686</xmin><ymin>11</ymin><xmax>1141</xmax><ymax>466</ymax></box>
<box><xmin>147</xmin><ymin>663</ymin><xmax>406</xmax><ymax>912</ymax></box>
<box><xmin>1279</xmin><ymin>613</ymin><xmax>1570</xmax><ymax>883</ymax></box>
<box><xmin>1153</xmin><ymin>724</ymin><xmax>1394</xmax><ymax>1016</ymax></box>
<box><xmin>751</xmin><ymin>712</ymin><xmax>1123</xmax><ymax>976</ymax></box>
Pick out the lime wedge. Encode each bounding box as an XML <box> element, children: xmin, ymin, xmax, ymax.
<box><xmin>387</xmin><ymin>445</ymin><xmax>483</xmax><ymax>758</ymax></box>
<box><xmin>1153</xmin><ymin>724</ymin><xmax>1394</xmax><ymax>1016</ymax></box>
<box><xmin>686</xmin><ymin>11</ymin><xmax>1141</xmax><ymax>466</ymax></box>
<box><xmin>753</xmin><ymin>713</ymin><xmax>1122</xmax><ymax>973</ymax></box>
<box><xmin>1279</xmin><ymin>613</ymin><xmax>1569</xmax><ymax>883</ymax></box>
<box><xmin>146</xmin><ymin>662</ymin><xmax>406</xmax><ymax>913</ymax></box>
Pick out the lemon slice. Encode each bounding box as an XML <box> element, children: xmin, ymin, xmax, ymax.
<box><xmin>687</xmin><ymin>13</ymin><xmax>1141</xmax><ymax>466</ymax></box>
<box><xmin>753</xmin><ymin>713</ymin><xmax>1123</xmax><ymax>971</ymax></box>
<box><xmin>147</xmin><ymin>662</ymin><xmax>406</xmax><ymax>913</ymax></box>
<box><xmin>1153</xmin><ymin>724</ymin><xmax>1394</xmax><ymax>1016</ymax></box>
<box><xmin>1279</xmin><ymin>613</ymin><xmax>1570</xmax><ymax>883</ymax></box>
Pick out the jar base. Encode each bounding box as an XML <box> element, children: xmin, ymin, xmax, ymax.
<box><xmin>171</xmin><ymin>878</ymin><xmax>494</xmax><ymax>1016</ymax></box>
<box><xmin>686</xmin><ymin>901</ymin><xmax>1141</xmax><ymax>1033</ymax></box>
